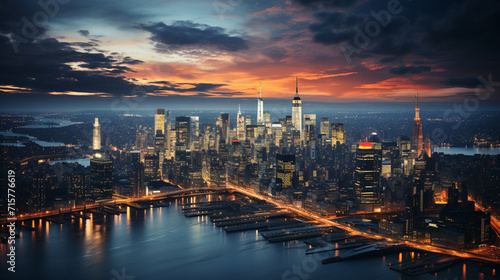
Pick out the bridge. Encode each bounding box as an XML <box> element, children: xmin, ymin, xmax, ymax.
<box><xmin>1</xmin><ymin>187</ymin><xmax>232</xmax><ymax>225</ymax></box>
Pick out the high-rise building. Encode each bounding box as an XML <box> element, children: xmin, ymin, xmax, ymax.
<box><xmin>32</xmin><ymin>173</ymin><xmax>48</xmax><ymax>210</ymax></box>
<box><xmin>355</xmin><ymin>138</ymin><xmax>382</xmax><ymax>208</ymax></box>
<box><xmin>236</xmin><ymin>105</ymin><xmax>246</xmax><ymax>140</ymax></box>
<box><xmin>257</xmin><ymin>82</ymin><xmax>264</xmax><ymax>125</ymax></box>
<box><xmin>176</xmin><ymin>116</ymin><xmax>191</xmax><ymax>150</ymax></box>
<box><xmin>166</xmin><ymin>110</ymin><xmax>172</xmax><ymax>159</ymax></box>
<box><xmin>412</xmin><ymin>92</ymin><xmax>423</xmax><ymax>157</ymax></box>
<box><xmin>155</xmin><ymin>108</ymin><xmax>165</xmax><ymax>135</ymax></box>
<box><xmin>144</xmin><ymin>154</ymin><xmax>160</xmax><ymax>182</ymax></box>
<box><xmin>93</xmin><ymin>118</ymin><xmax>101</xmax><ymax>150</ymax></box>
<box><xmin>130</xmin><ymin>151</ymin><xmax>144</xmax><ymax>198</ymax></box>
<box><xmin>220</xmin><ymin>112</ymin><xmax>230</xmax><ymax>141</ymax></box>
<box><xmin>331</xmin><ymin>123</ymin><xmax>344</xmax><ymax>145</ymax></box>
<box><xmin>320</xmin><ymin>117</ymin><xmax>330</xmax><ymax>137</ymax></box>
<box><xmin>276</xmin><ymin>154</ymin><xmax>295</xmax><ymax>190</ymax></box>
<box><xmin>292</xmin><ymin>77</ymin><xmax>302</xmax><ymax>140</ymax></box>
<box><xmin>90</xmin><ymin>155</ymin><xmax>113</xmax><ymax>201</ymax></box>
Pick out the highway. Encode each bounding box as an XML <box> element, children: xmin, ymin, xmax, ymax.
<box><xmin>226</xmin><ymin>183</ymin><xmax>500</xmax><ymax>264</ymax></box>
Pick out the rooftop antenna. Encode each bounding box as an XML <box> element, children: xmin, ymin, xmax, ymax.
<box><xmin>295</xmin><ymin>76</ymin><xmax>299</xmax><ymax>97</ymax></box>
<box><xmin>259</xmin><ymin>82</ymin><xmax>262</xmax><ymax>99</ymax></box>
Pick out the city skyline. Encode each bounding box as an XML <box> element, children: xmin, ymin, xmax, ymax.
<box><xmin>1</xmin><ymin>1</ymin><xmax>500</xmax><ymax>279</ymax></box>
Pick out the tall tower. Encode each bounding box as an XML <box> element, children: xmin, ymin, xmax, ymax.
<box><xmin>292</xmin><ymin>77</ymin><xmax>302</xmax><ymax>139</ymax></box>
<box><xmin>93</xmin><ymin>118</ymin><xmax>101</xmax><ymax>150</ymax></box>
<box><xmin>257</xmin><ymin>82</ymin><xmax>264</xmax><ymax>125</ymax></box>
<box><xmin>236</xmin><ymin>104</ymin><xmax>246</xmax><ymax>140</ymax></box>
<box><xmin>155</xmin><ymin>109</ymin><xmax>165</xmax><ymax>136</ymax></box>
<box><xmin>412</xmin><ymin>91</ymin><xmax>423</xmax><ymax>157</ymax></box>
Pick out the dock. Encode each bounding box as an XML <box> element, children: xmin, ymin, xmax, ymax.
<box><xmin>389</xmin><ymin>253</ymin><xmax>461</xmax><ymax>276</ymax></box>
<box><xmin>322</xmin><ymin>242</ymin><xmax>404</xmax><ymax>264</ymax></box>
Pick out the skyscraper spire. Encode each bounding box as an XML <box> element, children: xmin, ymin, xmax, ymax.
<box><xmin>414</xmin><ymin>90</ymin><xmax>420</xmax><ymax>120</ymax></box>
<box><xmin>292</xmin><ymin>76</ymin><xmax>303</xmax><ymax>142</ymax></box>
<box><xmin>259</xmin><ymin>82</ymin><xmax>262</xmax><ymax>99</ymax></box>
<box><xmin>295</xmin><ymin>76</ymin><xmax>299</xmax><ymax>97</ymax></box>
<box><xmin>257</xmin><ymin>82</ymin><xmax>264</xmax><ymax>124</ymax></box>
<box><xmin>93</xmin><ymin>117</ymin><xmax>101</xmax><ymax>150</ymax></box>
<box><xmin>412</xmin><ymin>89</ymin><xmax>423</xmax><ymax>157</ymax></box>
<box><xmin>238</xmin><ymin>104</ymin><xmax>241</xmax><ymax>114</ymax></box>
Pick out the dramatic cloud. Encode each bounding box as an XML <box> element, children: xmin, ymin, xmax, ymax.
<box><xmin>138</xmin><ymin>21</ymin><xmax>249</xmax><ymax>52</ymax></box>
<box><xmin>389</xmin><ymin>66</ymin><xmax>431</xmax><ymax>75</ymax></box>
<box><xmin>0</xmin><ymin>0</ymin><xmax>499</xmax><ymax>111</ymax></box>
<box><xmin>0</xmin><ymin>36</ymin><xmax>141</xmax><ymax>96</ymax></box>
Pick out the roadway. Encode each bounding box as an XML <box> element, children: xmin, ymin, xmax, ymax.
<box><xmin>2</xmin><ymin>187</ymin><xmax>230</xmax><ymax>223</ymax></box>
<box><xmin>226</xmin><ymin>183</ymin><xmax>500</xmax><ymax>264</ymax></box>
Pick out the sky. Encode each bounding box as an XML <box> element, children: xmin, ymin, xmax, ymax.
<box><xmin>0</xmin><ymin>0</ymin><xmax>499</xmax><ymax>112</ymax></box>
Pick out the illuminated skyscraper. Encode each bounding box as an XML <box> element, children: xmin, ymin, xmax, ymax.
<box><xmin>320</xmin><ymin>117</ymin><xmax>330</xmax><ymax>137</ymax></box>
<box><xmin>412</xmin><ymin>91</ymin><xmax>423</xmax><ymax>157</ymax></box>
<box><xmin>154</xmin><ymin>109</ymin><xmax>166</xmax><ymax>166</ymax></box>
<box><xmin>292</xmin><ymin>77</ymin><xmax>302</xmax><ymax>140</ymax></box>
<box><xmin>93</xmin><ymin>118</ymin><xmax>101</xmax><ymax>150</ymax></box>
<box><xmin>176</xmin><ymin>116</ymin><xmax>191</xmax><ymax>150</ymax></box>
<box><xmin>236</xmin><ymin>105</ymin><xmax>246</xmax><ymax>140</ymax></box>
<box><xmin>331</xmin><ymin>123</ymin><xmax>344</xmax><ymax>146</ymax></box>
<box><xmin>155</xmin><ymin>108</ymin><xmax>165</xmax><ymax>135</ymax></box>
<box><xmin>355</xmin><ymin>137</ymin><xmax>382</xmax><ymax>209</ymax></box>
<box><xmin>257</xmin><ymin>82</ymin><xmax>264</xmax><ymax>125</ymax></box>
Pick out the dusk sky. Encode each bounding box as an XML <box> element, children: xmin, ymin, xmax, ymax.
<box><xmin>1</xmin><ymin>0</ymin><xmax>499</xmax><ymax>111</ymax></box>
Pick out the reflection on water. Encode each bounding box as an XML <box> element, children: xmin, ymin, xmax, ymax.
<box><xmin>0</xmin><ymin>195</ymin><xmax>497</xmax><ymax>280</ymax></box>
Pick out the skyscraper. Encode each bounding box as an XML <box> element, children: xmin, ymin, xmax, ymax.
<box><xmin>236</xmin><ymin>105</ymin><xmax>246</xmax><ymax>140</ymax></box>
<box><xmin>320</xmin><ymin>117</ymin><xmax>330</xmax><ymax>137</ymax></box>
<box><xmin>331</xmin><ymin>123</ymin><xmax>344</xmax><ymax>146</ymax></box>
<box><xmin>155</xmin><ymin>108</ymin><xmax>165</xmax><ymax>135</ymax></box>
<box><xmin>292</xmin><ymin>77</ymin><xmax>302</xmax><ymax>140</ymax></box>
<box><xmin>154</xmin><ymin>109</ymin><xmax>166</xmax><ymax>166</ymax></box>
<box><xmin>93</xmin><ymin>118</ymin><xmax>101</xmax><ymax>150</ymax></box>
<box><xmin>176</xmin><ymin>116</ymin><xmax>191</xmax><ymax>150</ymax></box>
<box><xmin>90</xmin><ymin>155</ymin><xmax>113</xmax><ymax>201</ymax></box>
<box><xmin>257</xmin><ymin>82</ymin><xmax>264</xmax><ymax>125</ymax></box>
<box><xmin>130</xmin><ymin>151</ymin><xmax>144</xmax><ymax>197</ymax></box>
<box><xmin>220</xmin><ymin>112</ymin><xmax>230</xmax><ymax>141</ymax></box>
<box><xmin>355</xmin><ymin>138</ymin><xmax>382</xmax><ymax>210</ymax></box>
<box><xmin>412</xmin><ymin>91</ymin><xmax>423</xmax><ymax>157</ymax></box>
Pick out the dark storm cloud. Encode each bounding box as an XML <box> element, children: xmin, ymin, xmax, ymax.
<box><xmin>305</xmin><ymin>0</ymin><xmax>500</xmax><ymax>86</ymax></box>
<box><xmin>0</xmin><ymin>36</ymin><xmax>143</xmax><ymax>96</ymax></box>
<box><xmin>389</xmin><ymin>66</ymin><xmax>431</xmax><ymax>75</ymax></box>
<box><xmin>137</xmin><ymin>21</ymin><xmax>249</xmax><ymax>52</ymax></box>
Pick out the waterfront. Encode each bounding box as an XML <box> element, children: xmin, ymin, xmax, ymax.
<box><xmin>0</xmin><ymin>195</ymin><xmax>495</xmax><ymax>280</ymax></box>
<box><xmin>434</xmin><ymin>147</ymin><xmax>500</xmax><ymax>156</ymax></box>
